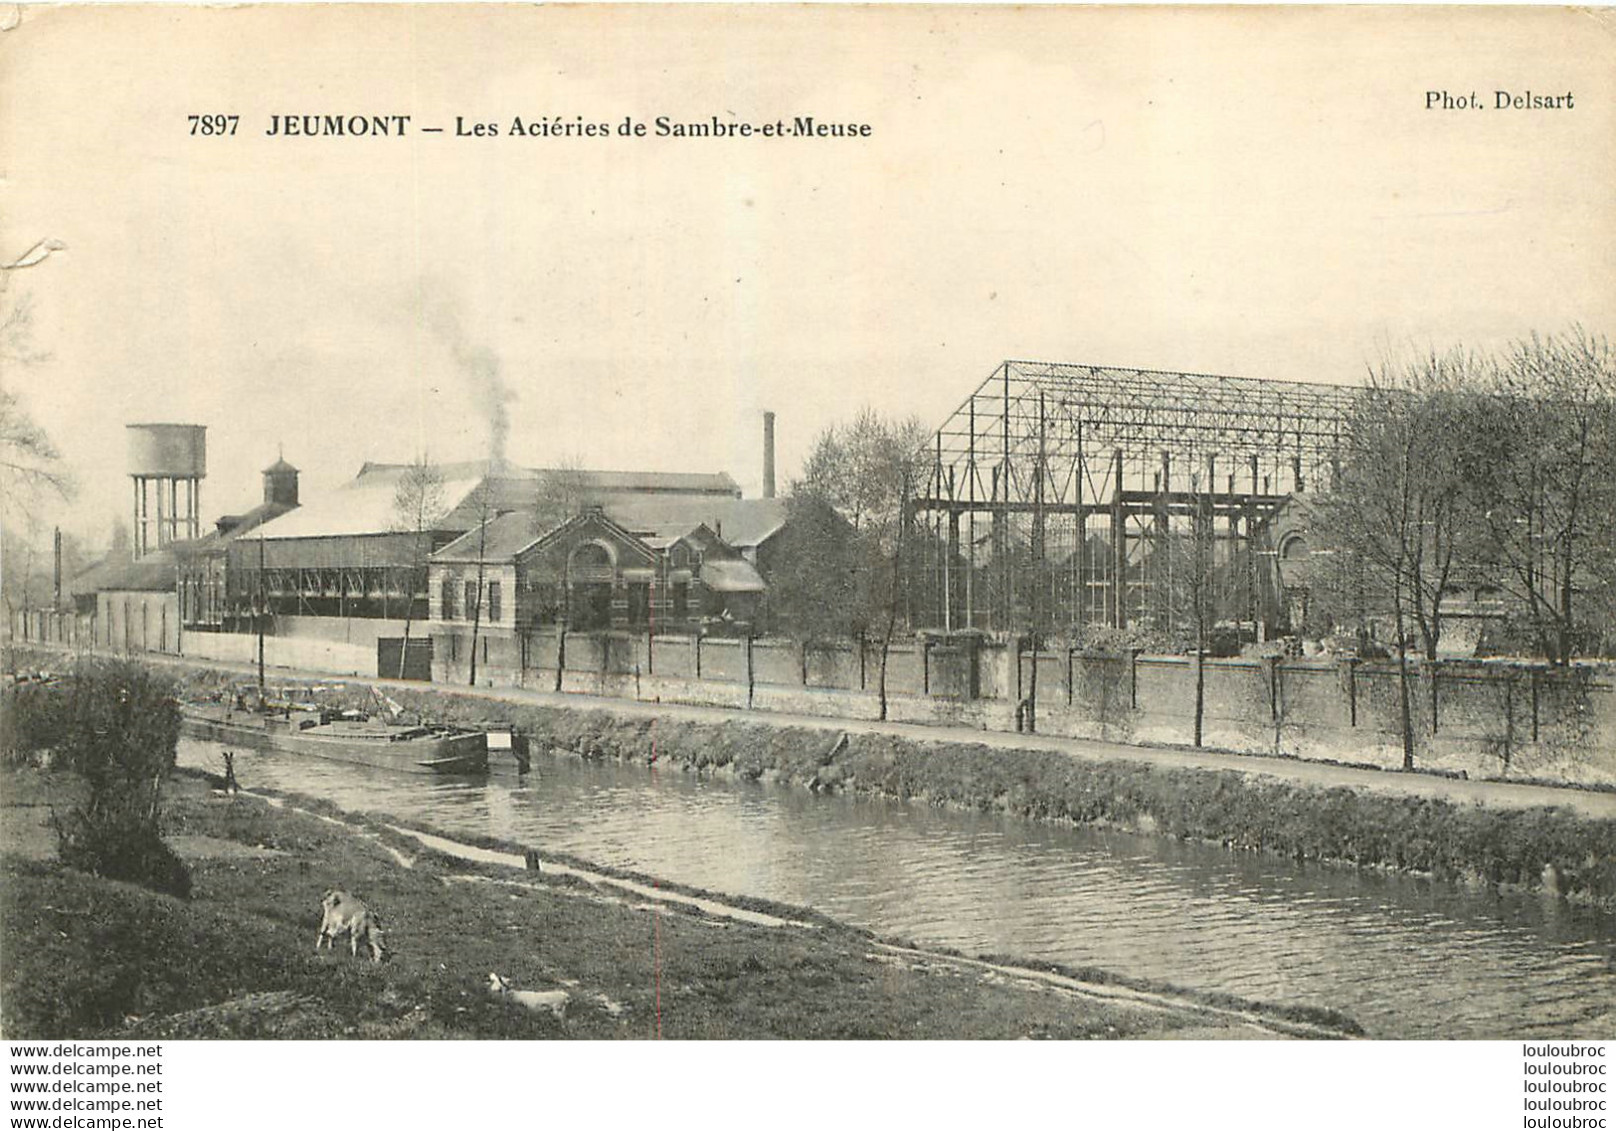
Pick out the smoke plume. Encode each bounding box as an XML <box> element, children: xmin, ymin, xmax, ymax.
<box><xmin>423</xmin><ymin>293</ymin><xmax>515</xmax><ymax>468</ymax></box>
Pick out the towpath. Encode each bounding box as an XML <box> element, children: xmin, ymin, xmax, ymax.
<box><xmin>447</xmin><ymin>681</ymin><xmax>1616</xmax><ymax>818</ymax></box>
<box><xmin>18</xmin><ymin>645</ymin><xmax>1616</xmax><ymax>819</ymax></box>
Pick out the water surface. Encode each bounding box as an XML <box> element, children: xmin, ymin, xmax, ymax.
<box><xmin>178</xmin><ymin>737</ymin><xmax>1616</xmax><ymax>1038</ymax></box>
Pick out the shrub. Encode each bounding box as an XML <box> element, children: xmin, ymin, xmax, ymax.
<box><xmin>54</xmin><ymin>809</ymin><xmax>193</xmax><ymax>899</ymax></box>
<box><xmin>50</xmin><ymin>661</ymin><xmax>190</xmax><ymax>899</ymax></box>
<box><xmin>0</xmin><ymin>679</ymin><xmax>68</xmax><ymax>764</ymax></box>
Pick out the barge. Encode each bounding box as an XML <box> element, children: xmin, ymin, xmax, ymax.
<box><xmin>181</xmin><ymin>701</ymin><xmax>489</xmax><ymax>775</ymax></box>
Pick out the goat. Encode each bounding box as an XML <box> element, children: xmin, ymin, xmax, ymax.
<box><xmin>315</xmin><ymin>889</ymin><xmax>386</xmax><ymax>964</ymax></box>
<box><xmin>487</xmin><ymin>973</ymin><xmax>568</xmax><ymax>1019</ymax></box>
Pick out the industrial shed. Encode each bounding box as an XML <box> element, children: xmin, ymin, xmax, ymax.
<box><xmin>235</xmin><ymin>461</ymin><xmax>745</xmax><ymax>624</ymax></box>
<box><xmin>174</xmin><ymin>457</ymin><xmax>301</xmax><ymax>632</ymax></box>
<box><xmin>87</xmin><ymin>552</ymin><xmax>182</xmax><ymax>655</ymax></box>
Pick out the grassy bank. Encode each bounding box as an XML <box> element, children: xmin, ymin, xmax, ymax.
<box><xmin>48</xmin><ymin>651</ymin><xmax>1614</xmax><ymax>911</ymax></box>
<box><xmin>192</xmin><ymin>666</ymin><xmax>1611</xmax><ymax>911</ymax></box>
<box><xmin>3</xmin><ymin>765</ymin><xmax>1355</xmax><ymax>1040</ymax></box>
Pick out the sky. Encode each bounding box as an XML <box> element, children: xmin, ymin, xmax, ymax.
<box><xmin>3</xmin><ymin>5</ymin><xmax>1613</xmax><ymax>547</ymax></box>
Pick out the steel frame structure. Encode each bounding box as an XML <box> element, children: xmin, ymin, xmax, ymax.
<box><xmin>912</xmin><ymin>360</ymin><xmax>1362</xmax><ymax>638</ymax></box>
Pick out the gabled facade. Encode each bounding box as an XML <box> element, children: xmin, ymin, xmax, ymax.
<box><xmin>427</xmin><ymin>509</ymin><xmax>660</xmax><ymax>680</ymax></box>
<box><xmin>427</xmin><ymin>505</ymin><xmax>774</xmax><ymax>681</ymax></box>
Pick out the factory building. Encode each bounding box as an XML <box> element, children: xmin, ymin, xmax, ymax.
<box><xmin>71</xmin><ymin>425</ymin><xmax>209</xmax><ymax>653</ymax></box>
<box><xmin>175</xmin><ymin>457</ymin><xmax>301</xmax><ymax>632</ymax></box>
<box><xmin>426</xmin><ymin>503</ymin><xmax>774</xmax><ymax>684</ymax></box>
<box><xmin>228</xmin><ymin>460</ymin><xmax>746</xmax><ymax>677</ymax></box>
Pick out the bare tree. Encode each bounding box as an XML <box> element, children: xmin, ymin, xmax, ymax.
<box><xmin>389</xmin><ymin>457</ymin><xmax>446</xmax><ymax>679</ymax></box>
<box><xmin>1466</xmin><ymin>328</ymin><xmax>1616</xmax><ymax>664</ymax></box>
<box><xmin>530</xmin><ymin>457</ymin><xmax>596</xmax><ymax>534</ymax></box>
<box><xmin>465</xmin><ymin>481</ymin><xmax>496</xmax><ymax>687</ymax></box>
<box><xmin>531</xmin><ymin>458</ymin><xmax>596</xmax><ymax>692</ymax></box>
<box><xmin>1149</xmin><ymin>468</ymin><xmax>1220</xmax><ymax>746</ymax></box>
<box><xmin>1</xmin><ymin>301</ymin><xmax>73</xmax><ymax>642</ymax></box>
<box><xmin>1313</xmin><ymin>349</ymin><xmax>1482</xmax><ymax>768</ymax></box>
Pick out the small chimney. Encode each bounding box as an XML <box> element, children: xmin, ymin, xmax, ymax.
<box><xmin>763</xmin><ymin>411</ymin><xmax>776</xmax><ymax>499</ymax></box>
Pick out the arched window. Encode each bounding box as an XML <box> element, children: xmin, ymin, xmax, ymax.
<box><xmin>571</xmin><ymin>542</ymin><xmax>613</xmax><ymax>570</ymax></box>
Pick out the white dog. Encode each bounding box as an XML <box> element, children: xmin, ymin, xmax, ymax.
<box><xmin>487</xmin><ymin>973</ymin><xmax>568</xmax><ymax>1019</ymax></box>
<box><xmin>315</xmin><ymin>889</ymin><xmax>386</xmax><ymax>963</ymax></box>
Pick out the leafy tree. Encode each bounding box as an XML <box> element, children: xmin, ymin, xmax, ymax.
<box><xmin>793</xmin><ymin>409</ymin><xmax>931</xmax><ymax>720</ymax></box>
<box><xmin>763</xmin><ymin>495</ymin><xmax>858</xmax><ymax>644</ymax></box>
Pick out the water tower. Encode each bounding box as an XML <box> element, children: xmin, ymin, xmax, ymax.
<box><xmin>127</xmin><ymin>424</ymin><xmax>206</xmax><ymax>557</ymax></box>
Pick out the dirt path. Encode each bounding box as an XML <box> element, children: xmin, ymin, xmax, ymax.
<box><xmin>23</xmin><ymin>645</ymin><xmax>1616</xmax><ymax>818</ymax></box>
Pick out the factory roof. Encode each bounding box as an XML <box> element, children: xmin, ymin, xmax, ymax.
<box><xmin>248</xmin><ymin>465</ymin><xmax>487</xmax><ymax>540</ymax></box>
<box><xmin>428</xmin><ymin>510</ymin><xmax>553</xmax><ymax>563</ymax></box>
<box><xmin>605</xmin><ymin>497</ymin><xmax>788</xmax><ymax>550</ymax></box>
<box><xmin>699</xmin><ymin>557</ymin><xmax>767</xmax><ymax>593</ymax></box>
<box><xmin>356</xmin><ymin>461</ymin><xmax>741</xmax><ymax>498</ymax></box>
<box><xmin>77</xmin><ymin>550</ymin><xmax>178</xmax><ymax>593</ymax></box>
<box><xmin>431</xmin><ymin>507</ymin><xmax>656</xmax><ymax>565</ymax></box>
<box><xmin>251</xmin><ymin>461</ymin><xmax>743</xmax><ymax>541</ymax></box>
<box><xmin>172</xmin><ymin>500</ymin><xmax>299</xmax><ymax>556</ymax></box>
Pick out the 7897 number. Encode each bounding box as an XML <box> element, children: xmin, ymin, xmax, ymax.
<box><xmin>188</xmin><ymin>115</ymin><xmax>240</xmax><ymax>136</ymax></box>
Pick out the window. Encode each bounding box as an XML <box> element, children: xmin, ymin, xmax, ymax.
<box><xmin>466</xmin><ymin>579</ymin><xmax>479</xmax><ymax>621</ymax></box>
<box><xmin>441</xmin><ymin>576</ymin><xmax>456</xmax><ymax>620</ymax></box>
<box><xmin>488</xmin><ymin>581</ymin><xmax>501</xmax><ymax>623</ymax></box>
<box><xmin>672</xmin><ymin>582</ymin><xmax>688</xmax><ymax>619</ymax></box>
<box><xmin>627</xmin><ymin>584</ymin><xmax>650</xmax><ymax>626</ymax></box>
<box><xmin>571</xmin><ymin>542</ymin><xmax>612</xmax><ymax>571</ymax></box>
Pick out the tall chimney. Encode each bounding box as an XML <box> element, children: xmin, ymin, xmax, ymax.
<box><xmin>763</xmin><ymin>411</ymin><xmax>776</xmax><ymax>499</ymax></box>
<box><xmin>53</xmin><ymin>527</ymin><xmax>62</xmax><ymax>609</ymax></box>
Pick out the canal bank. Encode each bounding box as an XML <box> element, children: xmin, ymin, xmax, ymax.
<box><xmin>172</xmin><ymin>667</ymin><xmax>1616</xmax><ymax>914</ymax></box>
<box><xmin>0</xmin><ymin>765</ymin><xmax>1355</xmax><ymax>1040</ymax></box>
<box><xmin>15</xmin><ymin>645</ymin><xmax>1616</xmax><ymax>911</ymax></box>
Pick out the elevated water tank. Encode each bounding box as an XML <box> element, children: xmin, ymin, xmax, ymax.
<box><xmin>127</xmin><ymin>424</ymin><xmax>206</xmax><ymax>556</ymax></box>
<box><xmin>127</xmin><ymin>424</ymin><xmax>207</xmax><ymax>478</ymax></box>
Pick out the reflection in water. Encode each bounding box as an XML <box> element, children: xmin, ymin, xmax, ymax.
<box><xmin>178</xmin><ymin>737</ymin><xmax>1616</xmax><ymax>1038</ymax></box>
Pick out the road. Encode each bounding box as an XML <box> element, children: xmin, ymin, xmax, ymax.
<box><xmin>19</xmin><ymin>643</ymin><xmax>1616</xmax><ymax>819</ymax></box>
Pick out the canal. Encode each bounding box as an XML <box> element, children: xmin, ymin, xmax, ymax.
<box><xmin>178</xmin><ymin>737</ymin><xmax>1616</xmax><ymax>1039</ymax></box>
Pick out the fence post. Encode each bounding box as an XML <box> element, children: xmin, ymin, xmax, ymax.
<box><xmin>1430</xmin><ymin>665</ymin><xmax>1440</xmax><ymax>735</ymax></box>
<box><xmin>1274</xmin><ymin>658</ymin><xmax>1283</xmax><ymax>722</ymax></box>
<box><xmin>1530</xmin><ymin>668</ymin><xmax>1540</xmax><ymax>742</ymax></box>
<box><xmin>1013</xmin><ymin>635</ymin><xmax>1023</xmax><ymax>707</ymax></box>
<box><xmin>922</xmin><ymin>638</ymin><xmax>931</xmax><ymax>696</ymax></box>
<box><xmin>745</xmin><ymin>633</ymin><xmax>755</xmax><ymax>709</ymax></box>
<box><xmin>1067</xmin><ymin>648</ymin><xmax>1075</xmax><ymax>707</ymax></box>
<box><xmin>1345</xmin><ymin>657</ymin><xmax>1359</xmax><ymax>728</ymax></box>
<box><xmin>1264</xmin><ymin>656</ymin><xmax>1278</xmax><ymax>721</ymax></box>
<box><xmin>1503</xmin><ymin>672</ymin><xmax>1514</xmax><ymax>770</ymax></box>
<box><xmin>1129</xmin><ymin>649</ymin><xmax>1140</xmax><ymax>710</ymax></box>
<box><xmin>694</xmin><ymin>633</ymin><xmax>702</xmax><ymax>680</ymax></box>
